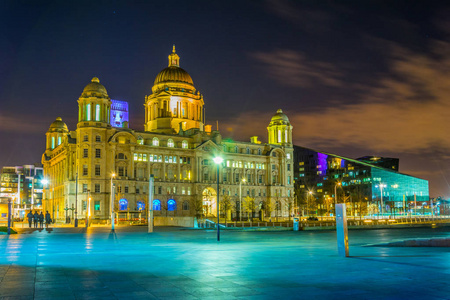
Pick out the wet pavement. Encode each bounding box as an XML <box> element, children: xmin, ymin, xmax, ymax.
<box><xmin>1</xmin><ymin>226</ymin><xmax>449</xmax><ymax>299</ymax></box>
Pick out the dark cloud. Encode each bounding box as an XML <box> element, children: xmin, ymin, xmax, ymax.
<box><xmin>253</xmin><ymin>49</ymin><xmax>343</xmax><ymax>88</ymax></box>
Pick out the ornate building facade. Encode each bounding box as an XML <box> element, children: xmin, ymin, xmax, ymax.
<box><xmin>42</xmin><ymin>47</ymin><xmax>294</xmax><ymax>221</ymax></box>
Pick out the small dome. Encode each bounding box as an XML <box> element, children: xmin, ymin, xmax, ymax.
<box><xmin>154</xmin><ymin>66</ymin><xmax>194</xmax><ymax>86</ymax></box>
<box><xmin>82</xmin><ymin>77</ymin><xmax>108</xmax><ymax>97</ymax></box>
<box><xmin>48</xmin><ymin>117</ymin><xmax>68</xmax><ymax>132</ymax></box>
<box><xmin>270</xmin><ymin>109</ymin><xmax>290</xmax><ymax>124</ymax></box>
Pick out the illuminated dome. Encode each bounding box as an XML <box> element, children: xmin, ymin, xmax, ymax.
<box><xmin>270</xmin><ymin>109</ymin><xmax>290</xmax><ymax>125</ymax></box>
<box><xmin>81</xmin><ymin>77</ymin><xmax>108</xmax><ymax>97</ymax></box>
<box><xmin>153</xmin><ymin>46</ymin><xmax>194</xmax><ymax>87</ymax></box>
<box><xmin>154</xmin><ymin>66</ymin><xmax>194</xmax><ymax>86</ymax></box>
<box><xmin>48</xmin><ymin>117</ymin><xmax>68</xmax><ymax>132</ymax></box>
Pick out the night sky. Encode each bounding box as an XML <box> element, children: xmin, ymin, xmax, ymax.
<box><xmin>1</xmin><ymin>0</ymin><xmax>448</xmax><ymax>198</ymax></box>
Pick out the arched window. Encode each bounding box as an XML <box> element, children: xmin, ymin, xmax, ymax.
<box><xmin>119</xmin><ymin>199</ymin><xmax>128</xmax><ymax>211</ymax></box>
<box><xmin>167</xmin><ymin>199</ymin><xmax>176</xmax><ymax>211</ymax></box>
<box><xmin>152</xmin><ymin>137</ymin><xmax>159</xmax><ymax>146</ymax></box>
<box><xmin>86</xmin><ymin>103</ymin><xmax>91</xmax><ymax>121</ymax></box>
<box><xmin>153</xmin><ymin>199</ymin><xmax>161</xmax><ymax>211</ymax></box>
<box><xmin>167</xmin><ymin>139</ymin><xmax>174</xmax><ymax>147</ymax></box>
<box><xmin>182</xmin><ymin>201</ymin><xmax>190</xmax><ymax>211</ymax></box>
<box><xmin>95</xmin><ymin>104</ymin><xmax>101</xmax><ymax>121</ymax></box>
<box><xmin>51</xmin><ymin>137</ymin><xmax>55</xmax><ymax>149</ymax></box>
<box><xmin>57</xmin><ymin>136</ymin><xmax>62</xmax><ymax>146</ymax></box>
<box><xmin>246</xmin><ymin>147</ymin><xmax>250</xmax><ymax>154</ymax></box>
<box><xmin>137</xmin><ymin>136</ymin><xmax>144</xmax><ymax>145</ymax></box>
<box><xmin>182</xmin><ymin>140</ymin><xmax>188</xmax><ymax>149</ymax></box>
<box><xmin>137</xmin><ymin>201</ymin><xmax>145</xmax><ymax>211</ymax></box>
<box><xmin>115</xmin><ymin>153</ymin><xmax>127</xmax><ymax>159</ymax></box>
<box><xmin>235</xmin><ymin>146</ymin><xmax>238</xmax><ymax>153</ymax></box>
<box><xmin>258</xmin><ymin>148</ymin><xmax>262</xmax><ymax>155</ymax></box>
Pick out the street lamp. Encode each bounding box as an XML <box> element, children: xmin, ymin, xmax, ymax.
<box><xmin>239</xmin><ymin>177</ymin><xmax>246</xmax><ymax>222</ymax></box>
<box><xmin>41</xmin><ymin>178</ymin><xmax>49</xmax><ymax>218</ymax></box>
<box><xmin>213</xmin><ymin>156</ymin><xmax>223</xmax><ymax>242</ymax></box>
<box><xmin>375</xmin><ymin>184</ymin><xmax>387</xmax><ymax>219</ymax></box>
<box><xmin>334</xmin><ymin>182</ymin><xmax>341</xmax><ymax>207</ymax></box>
<box><xmin>86</xmin><ymin>190</ymin><xmax>91</xmax><ymax>228</ymax></box>
<box><xmin>307</xmin><ymin>190</ymin><xmax>313</xmax><ymax>217</ymax></box>
<box><xmin>111</xmin><ymin>173</ymin><xmax>116</xmax><ymax>232</ymax></box>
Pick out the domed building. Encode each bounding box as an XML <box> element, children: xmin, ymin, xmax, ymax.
<box><xmin>41</xmin><ymin>47</ymin><xmax>294</xmax><ymax>225</ymax></box>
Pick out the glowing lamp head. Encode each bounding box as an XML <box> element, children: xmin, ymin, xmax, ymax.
<box><xmin>308</xmin><ymin>191</ymin><xmax>313</xmax><ymax>195</ymax></box>
<box><xmin>112</xmin><ymin>173</ymin><xmax>116</xmax><ymax>178</ymax></box>
<box><xmin>41</xmin><ymin>179</ymin><xmax>49</xmax><ymax>185</ymax></box>
<box><xmin>213</xmin><ymin>157</ymin><xmax>224</xmax><ymax>165</ymax></box>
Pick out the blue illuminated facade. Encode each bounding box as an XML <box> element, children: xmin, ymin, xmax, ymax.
<box><xmin>293</xmin><ymin>146</ymin><xmax>430</xmax><ymax>216</ymax></box>
<box><xmin>110</xmin><ymin>100</ymin><xmax>129</xmax><ymax>128</ymax></box>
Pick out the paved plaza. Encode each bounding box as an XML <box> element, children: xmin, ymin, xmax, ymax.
<box><xmin>1</xmin><ymin>226</ymin><xmax>450</xmax><ymax>300</ymax></box>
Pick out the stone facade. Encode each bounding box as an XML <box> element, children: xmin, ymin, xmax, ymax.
<box><xmin>42</xmin><ymin>48</ymin><xmax>294</xmax><ymax>221</ymax></box>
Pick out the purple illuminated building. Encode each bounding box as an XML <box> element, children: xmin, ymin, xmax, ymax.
<box><xmin>110</xmin><ymin>100</ymin><xmax>129</xmax><ymax>128</ymax></box>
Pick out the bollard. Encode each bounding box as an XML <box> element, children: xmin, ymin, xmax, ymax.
<box><xmin>336</xmin><ymin>204</ymin><xmax>349</xmax><ymax>257</ymax></box>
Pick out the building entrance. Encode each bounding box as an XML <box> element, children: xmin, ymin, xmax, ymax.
<box><xmin>202</xmin><ymin>187</ymin><xmax>217</xmax><ymax>217</ymax></box>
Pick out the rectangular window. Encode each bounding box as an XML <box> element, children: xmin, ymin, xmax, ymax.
<box><xmin>288</xmin><ymin>176</ymin><xmax>291</xmax><ymax>185</ymax></box>
<box><xmin>287</xmin><ymin>164</ymin><xmax>291</xmax><ymax>171</ymax></box>
<box><xmin>83</xmin><ymin>149</ymin><xmax>88</xmax><ymax>158</ymax></box>
<box><xmin>165</xmin><ymin>156</ymin><xmax>169</xmax><ymax>163</ymax></box>
<box><xmin>51</xmin><ymin>137</ymin><xmax>55</xmax><ymax>149</ymax></box>
<box><xmin>82</xmin><ymin>184</ymin><xmax>88</xmax><ymax>193</ymax></box>
<box><xmin>247</xmin><ymin>174</ymin><xmax>251</xmax><ymax>183</ymax></box>
<box><xmin>94</xmin><ymin>184</ymin><xmax>100</xmax><ymax>193</ymax></box>
<box><xmin>95</xmin><ymin>104</ymin><xmax>100</xmax><ymax>121</ymax></box>
<box><xmin>82</xmin><ymin>200</ymin><xmax>87</xmax><ymax>211</ymax></box>
<box><xmin>83</xmin><ymin>165</ymin><xmax>88</xmax><ymax>176</ymax></box>
<box><xmin>258</xmin><ymin>175</ymin><xmax>262</xmax><ymax>184</ymax></box>
<box><xmin>143</xmin><ymin>154</ymin><xmax>147</xmax><ymax>161</ymax></box>
<box><xmin>125</xmin><ymin>186</ymin><xmax>129</xmax><ymax>193</ymax></box>
<box><xmin>223</xmin><ymin>173</ymin><xmax>227</xmax><ymax>182</ymax></box>
<box><xmin>95</xmin><ymin>165</ymin><xmax>100</xmax><ymax>176</ymax></box>
<box><xmin>83</xmin><ymin>135</ymin><xmax>88</xmax><ymax>142</ymax></box>
<box><xmin>95</xmin><ymin>135</ymin><xmax>101</xmax><ymax>142</ymax></box>
<box><xmin>187</xmin><ymin>187</ymin><xmax>191</xmax><ymax>195</ymax></box>
<box><xmin>182</xmin><ymin>187</ymin><xmax>185</xmax><ymax>195</ymax></box>
<box><xmin>95</xmin><ymin>149</ymin><xmax>101</xmax><ymax>158</ymax></box>
<box><xmin>117</xmin><ymin>185</ymin><xmax>122</xmax><ymax>193</ymax></box>
<box><xmin>94</xmin><ymin>201</ymin><xmax>100</xmax><ymax>211</ymax></box>
<box><xmin>136</xmin><ymin>187</ymin><xmax>140</xmax><ymax>194</ymax></box>
<box><xmin>158</xmin><ymin>186</ymin><xmax>162</xmax><ymax>194</ymax></box>
<box><xmin>57</xmin><ymin>136</ymin><xmax>62</xmax><ymax>145</ymax></box>
<box><xmin>235</xmin><ymin>174</ymin><xmax>239</xmax><ymax>182</ymax></box>
<box><xmin>134</xmin><ymin>153</ymin><xmax>138</xmax><ymax>161</ymax></box>
<box><xmin>287</xmin><ymin>153</ymin><xmax>291</xmax><ymax>159</ymax></box>
<box><xmin>118</xmin><ymin>167</ymin><xmax>124</xmax><ymax>176</ymax></box>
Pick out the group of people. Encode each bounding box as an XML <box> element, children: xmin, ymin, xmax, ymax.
<box><xmin>26</xmin><ymin>210</ymin><xmax>52</xmax><ymax>228</ymax></box>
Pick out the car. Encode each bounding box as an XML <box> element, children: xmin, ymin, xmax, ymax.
<box><xmin>308</xmin><ymin>216</ymin><xmax>319</xmax><ymax>221</ymax></box>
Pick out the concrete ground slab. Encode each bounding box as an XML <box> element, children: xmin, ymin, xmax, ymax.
<box><xmin>1</xmin><ymin>226</ymin><xmax>449</xmax><ymax>299</ymax></box>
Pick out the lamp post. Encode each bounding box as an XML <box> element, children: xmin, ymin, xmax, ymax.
<box><xmin>334</xmin><ymin>182</ymin><xmax>341</xmax><ymax>207</ymax></box>
<box><xmin>86</xmin><ymin>189</ymin><xmax>91</xmax><ymax>228</ymax></box>
<box><xmin>213</xmin><ymin>156</ymin><xmax>223</xmax><ymax>242</ymax></box>
<box><xmin>375</xmin><ymin>184</ymin><xmax>386</xmax><ymax>219</ymax></box>
<box><xmin>111</xmin><ymin>173</ymin><xmax>116</xmax><ymax>232</ymax></box>
<box><xmin>307</xmin><ymin>191</ymin><xmax>313</xmax><ymax>218</ymax></box>
<box><xmin>239</xmin><ymin>178</ymin><xmax>246</xmax><ymax>222</ymax></box>
<box><xmin>41</xmin><ymin>178</ymin><xmax>49</xmax><ymax>219</ymax></box>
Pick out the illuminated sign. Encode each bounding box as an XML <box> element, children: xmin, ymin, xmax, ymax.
<box><xmin>110</xmin><ymin>100</ymin><xmax>129</xmax><ymax>128</ymax></box>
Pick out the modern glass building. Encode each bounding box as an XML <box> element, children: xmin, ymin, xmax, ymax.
<box><xmin>293</xmin><ymin>146</ymin><xmax>430</xmax><ymax>217</ymax></box>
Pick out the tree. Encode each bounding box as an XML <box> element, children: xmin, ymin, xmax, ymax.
<box><xmin>367</xmin><ymin>203</ymin><xmax>378</xmax><ymax>216</ymax></box>
<box><xmin>263</xmin><ymin>198</ymin><xmax>273</xmax><ymax>221</ymax></box>
<box><xmin>243</xmin><ymin>196</ymin><xmax>256</xmax><ymax>222</ymax></box>
<box><xmin>219</xmin><ymin>194</ymin><xmax>233</xmax><ymax>225</ymax></box>
<box><xmin>285</xmin><ymin>197</ymin><xmax>295</xmax><ymax>222</ymax></box>
<box><xmin>190</xmin><ymin>197</ymin><xmax>204</xmax><ymax>219</ymax></box>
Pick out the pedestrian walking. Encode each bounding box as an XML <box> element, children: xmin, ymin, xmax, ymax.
<box><xmin>39</xmin><ymin>212</ymin><xmax>44</xmax><ymax>228</ymax></box>
<box><xmin>45</xmin><ymin>211</ymin><xmax>52</xmax><ymax>228</ymax></box>
<box><xmin>26</xmin><ymin>211</ymin><xmax>33</xmax><ymax>228</ymax></box>
<box><xmin>33</xmin><ymin>211</ymin><xmax>39</xmax><ymax>228</ymax></box>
